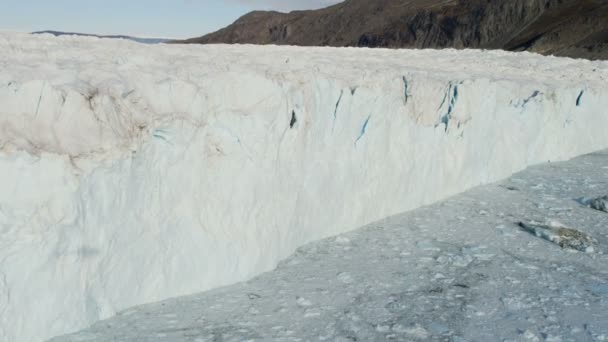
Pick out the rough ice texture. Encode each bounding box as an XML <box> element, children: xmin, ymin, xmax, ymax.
<box><xmin>50</xmin><ymin>150</ymin><xmax>608</xmax><ymax>342</ymax></box>
<box><xmin>0</xmin><ymin>32</ymin><xmax>607</xmax><ymax>342</ymax></box>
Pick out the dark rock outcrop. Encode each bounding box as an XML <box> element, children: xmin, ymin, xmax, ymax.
<box><xmin>175</xmin><ymin>0</ymin><xmax>608</xmax><ymax>60</ymax></box>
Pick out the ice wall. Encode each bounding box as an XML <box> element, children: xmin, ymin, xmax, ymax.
<box><xmin>1</xmin><ymin>33</ymin><xmax>607</xmax><ymax>342</ymax></box>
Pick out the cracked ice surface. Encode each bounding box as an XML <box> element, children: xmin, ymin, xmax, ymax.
<box><xmin>1</xmin><ymin>32</ymin><xmax>608</xmax><ymax>342</ymax></box>
<box><xmin>51</xmin><ymin>151</ymin><xmax>608</xmax><ymax>342</ymax></box>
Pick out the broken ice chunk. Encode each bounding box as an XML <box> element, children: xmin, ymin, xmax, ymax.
<box><xmin>518</xmin><ymin>221</ymin><xmax>598</xmax><ymax>253</ymax></box>
<box><xmin>589</xmin><ymin>195</ymin><xmax>608</xmax><ymax>213</ymax></box>
<box><xmin>577</xmin><ymin>195</ymin><xmax>608</xmax><ymax>213</ymax></box>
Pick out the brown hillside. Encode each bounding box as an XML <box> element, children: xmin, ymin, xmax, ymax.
<box><xmin>175</xmin><ymin>0</ymin><xmax>608</xmax><ymax>60</ymax></box>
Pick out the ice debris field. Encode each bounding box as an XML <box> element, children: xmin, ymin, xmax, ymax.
<box><xmin>0</xmin><ymin>32</ymin><xmax>607</xmax><ymax>342</ymax></box>
<box><xmin>52</xmin><ymin>150</ymin><xmax>608</xmax><ymax>342</ymax></box>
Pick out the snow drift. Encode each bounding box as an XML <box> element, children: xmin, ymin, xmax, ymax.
<box><xmin>0</xmin><ymin>32</ymin><xmax>607</xmax><ymax>342</ymax></box>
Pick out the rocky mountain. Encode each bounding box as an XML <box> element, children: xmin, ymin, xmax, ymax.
<box><xmin>176</xmin><ymin>0</ymin><xmax>608</xmax><ymax>60</ymax></box>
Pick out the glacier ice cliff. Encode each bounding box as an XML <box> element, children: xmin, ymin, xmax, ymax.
<box><xmin>0</xmin><ymin>33</ymin><xmax>607</xmax><ymax>342</ymax></box>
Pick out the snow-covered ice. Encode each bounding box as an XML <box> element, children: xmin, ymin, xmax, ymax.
<box><xmin>0</xmin><ymin>32</ymin><xmax>608</xmax><ymax>342</ymax></box>
<box><xmin>50</xmin><ymin>150</ymin><xmax>608</xmax><ymax>342</ymax></box>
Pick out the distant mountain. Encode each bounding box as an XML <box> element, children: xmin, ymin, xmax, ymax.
<box><xmin>174</xmin><ymin>0</ymin><xmax>608</xmax><ymax>60</ymax></box>
<box><xmin>32</xmin><ymin>31</ymin><xmax>170</xmax><ymax>44</ymax></box>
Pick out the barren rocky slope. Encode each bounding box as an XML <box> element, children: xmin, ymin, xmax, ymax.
<box><xmin>177</xmin><ymin>0</ymin><xmax>608</xmax><ymax>60</ymax></box>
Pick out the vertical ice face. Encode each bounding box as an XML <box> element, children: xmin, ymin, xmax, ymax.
<box><xmin>0</xmin><ymin>33</ymin><xmax>607</xmax><ymax>342</ymax></box>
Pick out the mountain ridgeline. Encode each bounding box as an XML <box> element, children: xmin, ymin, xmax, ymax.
<box><xmin>33</xmin><ymin>31</ymin><xmax>170</xmax><ymax>44</ymax></box>
<box><xmin>176</xmin><ymin>0</ymin><xmax>608</xmax><ymax>60</ymax></box>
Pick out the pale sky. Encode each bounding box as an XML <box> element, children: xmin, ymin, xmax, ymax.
<box><xmin>0</xmin><ymin>0</ymin><xmax>343</xmax><ymax>39</ymax></box>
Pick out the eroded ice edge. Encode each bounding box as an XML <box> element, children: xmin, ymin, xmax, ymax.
<box><xmin>0</xmin><ymin>32</ymin><xmax>607</xmax><ymax>342</ymax></box>
<box><xmin>51</xmin><ymin>151</ymin><xmax>608</xmax><ymax>342</ymax></box>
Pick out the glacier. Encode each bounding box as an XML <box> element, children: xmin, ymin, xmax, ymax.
<box><xmin>0</xmin><ymin>32</ymin><xmax>607</xmax><ymax>342</ymax></box>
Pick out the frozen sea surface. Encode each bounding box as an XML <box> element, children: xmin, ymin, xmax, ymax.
<box><xmin>51</xmin><ymin>150</ymin><xmax>608</xmax><ymax>342</ymax></box>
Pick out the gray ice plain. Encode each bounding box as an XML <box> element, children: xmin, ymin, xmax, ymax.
<box><xmin>51</xmin><ymin>150</ymin><xmax>608</xmax><ymax>342</ymax></box>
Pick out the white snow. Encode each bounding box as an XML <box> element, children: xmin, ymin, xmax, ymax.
<box><xmin>0</xmin><ymin>32</ymin><xmax>607</xmax><ymax>342</ymax></box>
